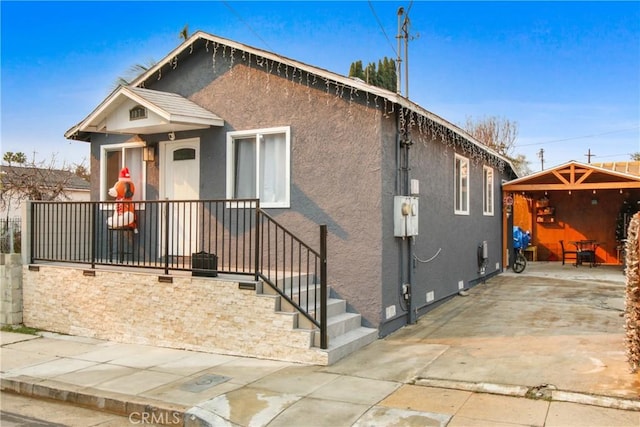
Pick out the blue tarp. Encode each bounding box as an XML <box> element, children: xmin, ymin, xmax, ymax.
<box><xmin>513</xmin><ymin>226</ymin><xmax>530</xmax><ymax>249</ymax></box>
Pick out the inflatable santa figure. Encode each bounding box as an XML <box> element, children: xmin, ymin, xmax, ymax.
<box><xmin>107</xmin><ymin>167</ymin><xmax>137</xmax><ymax>231</ymax></box>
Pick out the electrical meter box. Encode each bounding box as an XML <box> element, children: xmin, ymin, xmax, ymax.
<box><xmin>394</xmin><ymin>196</ymin><xmax>419</xmax><ymax>237</ymax></box>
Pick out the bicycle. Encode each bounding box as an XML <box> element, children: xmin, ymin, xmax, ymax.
<box><xmin>512</xmin><ymin>226</ymin><xmax>530</xmax><ymax>274</ymax></box>
<box><xmin>513</xmin><ymin>246</ymin><xmax>527</xmax><ymax>273</ymax></box>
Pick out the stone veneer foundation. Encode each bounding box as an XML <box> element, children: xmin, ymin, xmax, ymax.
<box><xmin>22</xmin><ymin>265</ymin><xmax>328</xmax><ymax>365</ymax></box>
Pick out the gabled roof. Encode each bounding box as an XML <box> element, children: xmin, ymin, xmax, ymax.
<box><xmin>134</xmin><ymin>31</ymin><xmax>513</xmax><ymax>164</ymax></box>
<box><xmin>592</xmin><ymin>161</ymin><xmax>640</xmax><ymax>177</ymax></box>
<box><xmin>66</xmin><ymin>30</ymin><xmax>515</xmax><ymax>174</ymax></box>
<box><xmin>65</xmin><ymin>86</ymin><xmax>224</xmax><ymax>140</ymax></box>
<box><xmin>502</xmin><ymin>160</ymin><xmax>640</xmax><ymax>192</ymax></box>
<box><xmin>131</xmin><ymin>31</ymin><xmax>405</xmax><ymax>104</ymax></box>
<box><xmin>1</xmin><ymin>165</ymin><xmax>90</xmax><ymax>191</ymax></box>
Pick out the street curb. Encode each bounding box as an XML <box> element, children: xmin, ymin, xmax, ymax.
<box><xmin>1</xmin><ymin>376</ymin><xmax>189</xmax><ymax>425</ymax></box>
<box><xmin>413</xmin><ymin>378</ymin><xmax>640</xmax><ymax>411</ymax></box>
<box><xmin>414</xmin><ymin>378</ymin><xmax>528</xmax><ymax>397</ymax></box>
<box><xmin>551</xmin><ymin>390</ymin><xmax>640</xmax><ymax>412</ymax></box>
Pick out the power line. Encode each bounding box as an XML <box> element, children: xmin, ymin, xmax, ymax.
<box><xmin>221</xmin><ymin>1</ymin><xmax>274</xmax><ymax>52</ymax></box>
<box><xmin>406</xmin><ymin>0</ymin><xmax>415</xmax><ymax>15</ymax></box>
<box><xmin>220</xmin><ymin>1</ymin><xmax>318</xmax><ymax>79</ymax></box>
<box><xmin>594</xmin><ymin>152</ymin><xmax>637</xmax><ymax>159</ymax></box>
<box><xmin>514</xmin><ymin>126</ymin><xmax>640</xmax><ymax>148</ymax></box>
<box><xmin>368</xmin><ymin>0</ymin><xmax>397</xmax><ymax>56</ymax></box>
<box><xmin>537</xmin><ymin>148</ymin><xmax>544</xmax><ymax>170</ymax></box>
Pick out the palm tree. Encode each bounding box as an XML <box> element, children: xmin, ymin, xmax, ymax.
<box><xmin>114</xmin><ymin>60</ymin><xmax>156</xmax><ymax>88</ymax></box>
<box><xmin>3</xmin><ymin>151</ymin><xmax>27</xmax><ymax>165</ymax></box>
<box><xmin>179</xmin><ymin>24</ymin><xmax>189</xmax><ymax>41</ymax></box>
<box><xmin>113</xmin><ymin>26</ymin><xmax>189</xmax><ymax>89</ymax></box>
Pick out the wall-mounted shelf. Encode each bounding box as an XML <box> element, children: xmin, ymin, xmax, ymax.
<box><xmin>536</xmin><ymin>206</ymin><xmax>555</xmax><ymax>223</ymax></box>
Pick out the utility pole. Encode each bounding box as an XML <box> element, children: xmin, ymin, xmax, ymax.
<box><xmin>537</xmin><ymin>148</ymin><xmax>545</xmax><ymax>171</ymax></box>
<box><xmin>585</xmin><ymin>149</ymin><xmax>595</xmax><ymax>163</ymax></box>
<box><xmin>403</xmin><ymin>12</ymin><xmax>409</xmax><ymax>98</ymax></box>
<box><xmin>396</xmin><ymin>7</ymin><xmax>404</xmax><ymax>95</ymax></box>
<box><xmin>396</xmin><ymin>7</ymin><xmax>411</xmax><ymax>97</ymax></box>
<box><xmin>396</xmin><ymin>6</ymin><xmax>415</xmax><ymax>325</ymax></box>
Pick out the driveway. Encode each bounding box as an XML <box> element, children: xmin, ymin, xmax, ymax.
<box><xmin>2</xmin><ymin>262</ymin><xmax>638</xmax><ymax>426</ymax></box>
<box><xmin>325</xmin><ymin>262</ymin><xmax>639</xmax><ymax>401</ymax></box>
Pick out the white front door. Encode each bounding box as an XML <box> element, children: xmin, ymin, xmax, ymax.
<box><xmin>160</xmin><ymin>138</ymin><xmax>200</xmax><ymax>256</ymax></box>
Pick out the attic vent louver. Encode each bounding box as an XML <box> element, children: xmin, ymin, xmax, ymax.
<box><xmin>129</xmin><ymin>105</ymin><xmax>147</xmax><ymax>121</ymax></box>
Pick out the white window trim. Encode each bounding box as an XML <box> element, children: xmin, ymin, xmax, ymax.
<box><xmin>226</xmin><ymin>126</ymin><xmax>291</xmax><ymax>208</ymax></box>
<box><xmin>483</xmin><ymin>165</ymin><xmax>494</xmax><ymax>216</ymax></box>
<box><xmin>100</xmin><ymin>142</ymin><xmax>147</xmax><ymax>208</ymax></box>
<box><xmin>454</xmin><ymin>154</ymin><xmax>470</xmax><ymax>215</ymax></box>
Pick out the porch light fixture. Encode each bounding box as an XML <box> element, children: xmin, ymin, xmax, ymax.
<box><xmin>143</xmin><ymin>145</ymin><xmax>155</xmax><ymax>162</ymax></box>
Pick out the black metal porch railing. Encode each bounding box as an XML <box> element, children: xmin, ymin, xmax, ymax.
<box><xmin>257</xmin><ymin>212</ymin><xmax>328</xmax><ymax>349</ymax></box>
<box><xmin>29</xmin><ymin>199</ymin><xmax>328</xmax><ymax>348</ymax></box>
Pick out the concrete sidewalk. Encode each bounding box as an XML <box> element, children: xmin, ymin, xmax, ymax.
<box><xmin>2</xmin><ymin>263</ymin><xmax>640</xmax><ymax>426</ymax></box>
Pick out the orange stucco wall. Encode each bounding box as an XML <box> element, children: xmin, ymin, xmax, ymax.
<box><xmin>511</xmin><ymin>190</ymin><xmax>639</xmax><ymax>264</ymax></box>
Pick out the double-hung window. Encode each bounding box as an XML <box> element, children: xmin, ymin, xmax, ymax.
<box><xmin>226</xmin><ymin>126</ymin><xmax>290</xmax><ymax>208</ymax></box>
<box><xmin>483</xmin><ymin>166</ymin><xmax>494</xmax><ymax>216</ymax></box>
<box><xmin>454</xmin><ymin>154</ymin><xmax>469</xmax><ymax>215</ymax></box>
<box><xmin>100</xmin><ymin>143</ymin><xmax>145</xmax><ymax>201</ymax></box>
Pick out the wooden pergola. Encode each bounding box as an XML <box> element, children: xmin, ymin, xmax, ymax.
<box><xmin>502</xmin><ymin>161</ymin><xmax>640</xmax><ymax>265</ymax></box>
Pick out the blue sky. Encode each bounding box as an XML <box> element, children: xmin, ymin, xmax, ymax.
<box><xmin>1</xmin><ymin>1</ymin><xmax>639</xmax><ymax>172</ymax></box>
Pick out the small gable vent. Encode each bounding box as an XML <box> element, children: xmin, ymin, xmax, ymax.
<box><xmin>129</xmin><ymin>105</ymin><xmax>147</xmax><ymax>121</ymax></box>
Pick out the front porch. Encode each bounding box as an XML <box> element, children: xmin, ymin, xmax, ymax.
<box><xmin>20</xmin><ymin>199</ymin><xmax>378</xmax><ymax>365</ymax></box>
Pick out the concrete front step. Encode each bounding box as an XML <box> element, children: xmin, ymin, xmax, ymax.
<box><xmin>310</xmin><ymin>312</ymin><xmax>371</xmax><ymax>347</ymax></box>
<box><xmin>258</xmin><ymin>277</ymin><xmax>378</xmax><ymax>364</ymax></box>
<box><xmin>283</xmin><ymin>297</ymin><xmax>346</xmax><ymax>319</ymax></box>
<box><xmin>326</xmin><ymin>312</ymin><xmax>365</xmax><ymax>338</ymax></box>
<box><xmin>320</xmin><ymin>326</ymin><xmax>379</xmax><ymax>365</ymax></box>
<box><xmin>310</xmin><ymin>298</ymin><xmax>346</xmax><ymax>319</ymax></box>
<box><xmin>259</xmin><ymin>281</ymin><xmax>323</xmax><ymax>306</ymax></box>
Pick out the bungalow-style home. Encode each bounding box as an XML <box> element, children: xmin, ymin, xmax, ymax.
<box><xmin>1</xmin><ymin>165</ymin><xmax>89</xmax><ymax>253</ymax></box>
<box><xmin>22</xmin><ymin>31</ymin><xmax>517</xmax><ymax>365</ymax></box>
<box><xmin>502</xmin><ymin>160</ymin><xmax>640</xmax><ymax>266</ymax></box>
<box><xmin>1</xmin><ymin>165</ymin><xmax>90</xmax><ymax>219</ymax></box>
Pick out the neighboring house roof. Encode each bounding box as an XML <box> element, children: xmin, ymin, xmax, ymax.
<box><xmin>591</xmin><ymin>161</ymin><xmax>640</xmax><ymax>177</ymax></box>
<box><xmin>65</xmin><ymin>85</ymin><xmax>224</xmax><ymax>139</ymax></box>
<box><xmin>1</xmin><ymin>165</ymin><xmax>90</xmax><ymax>192</ymax></box>
<box><xmin>502</xmin><ymin>160</ymin><xmax>640</xmax><ymax>192</ymax></box>
<box><xmin>65</xmin><ymin>30</ymin><xmax>516</xmax><ymax>174</ymax></box>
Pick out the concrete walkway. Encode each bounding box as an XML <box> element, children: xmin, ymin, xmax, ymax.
<box><xmin>1</xmin><ymin>262</ymin><xmax>639</xmax><ymax>426</ymax></box>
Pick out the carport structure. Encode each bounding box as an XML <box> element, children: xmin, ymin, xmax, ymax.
<box><xmin>502</xmin><ymin>160</ymin><xmax>640</xmax><ymax>265</ymax></box>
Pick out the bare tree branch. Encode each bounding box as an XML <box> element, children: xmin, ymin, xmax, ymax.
<box><xmin>1</xmin><ymin>152</ymin><xmax>89</xmax><ymax>215</ymax></box>
<box><xmin>463</xmin><ymin>116</ymin><xmax>531</xmax><ymax>176</ymax></box>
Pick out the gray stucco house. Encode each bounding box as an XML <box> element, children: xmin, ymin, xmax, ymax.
<box><xmin>64</xmin><ymin>31</ymin><xmax>516</xmax><ymax>346</ymax></box>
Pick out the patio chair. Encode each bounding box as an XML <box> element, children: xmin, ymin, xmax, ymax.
<box><xmin>575</xmin><ymin>241</ymin><xmax>598</xmax><ymax>267</ymax></box>
<box><xmin>577</xmin><ymin>249</ymin><xmax>596</xmax><ymax>267</ymax></box>
<box><xmin>559</xmin><ymin>240</ymin><xmax>578</xmax><ymax>266</ymax></box>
